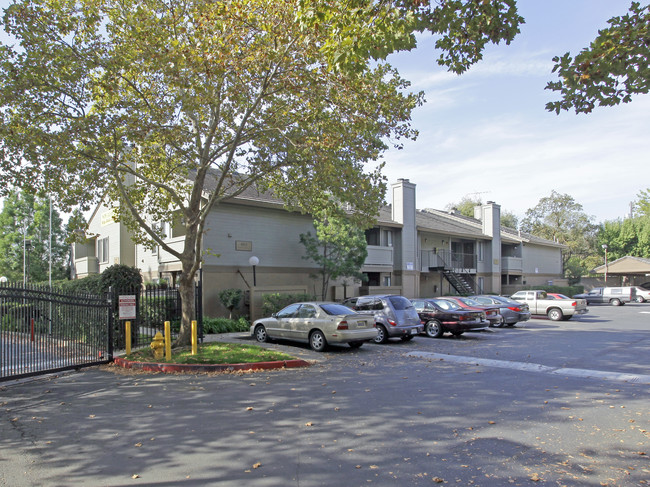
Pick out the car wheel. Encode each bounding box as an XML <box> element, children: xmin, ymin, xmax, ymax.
<box><xmin>374</xmin><ymin>325</ymin><xmax>389</xmax><ymax>344</ymax></box>
<box><xmin>348</xmin><ymin>341</ymin><xmax>364</xmax><ymax>349</ymax></box>
<box><xmin>254</xmin><ymin>325</ymin><xmax>268</xmax><ymax>343</ymax></box>
<box><xmin>547</xmin><ymin>308</ymin><xmax>563</xmax><ymax>321</ymax></box>
<box><xmin>611</xmin><ymin>298</ymin><xmax>622</xmax><ymax>306</ymax></box>
<box><xmin>425</xmin><ymin>320</ymin><xmax>444</xmax><ymax>338</ymax></box>
<box><xmin>493</xmin><ymin>316</ymin><xmax>505</xmax><ymax>328</ymax></box>
<box><xmin>634</xmin><ymin>296</ymin><xmax>645</xmax><ymax>303</ymax></box>
<box><xmin>400</xmin><ymin>335</ymin><xmax>414</xmax><ymax>342</ymax></box>
<box><xmin>309</xmin><ymin>330</ymin><xmax>327</xmax><ymax>352</ymax></box>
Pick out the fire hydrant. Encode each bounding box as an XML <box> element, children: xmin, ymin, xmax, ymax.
<box><xmin>150</xmin><ymin>332</ymin><xmax>165</xmax><ymax>360</ymax></box>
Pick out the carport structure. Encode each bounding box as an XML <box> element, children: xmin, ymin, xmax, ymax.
<box><xmin>593</xmin><ymin>255</ymin><xmax>650</xmax><ymax>286</ymax></box>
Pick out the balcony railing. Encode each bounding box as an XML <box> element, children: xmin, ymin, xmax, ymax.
<box><xmin>365</xmin><ymin>245</ymin><xmax>394</xmax><ymax>266</ymax></box>
<box><xmin>502</xmin><ymin>257</ymin><xmax>523</xmax><ymax>272</ymax></box>
<box><xmin>421</xmin><ymin>250</ymin><xmax>476</xmax><ymax>273</ymax></box>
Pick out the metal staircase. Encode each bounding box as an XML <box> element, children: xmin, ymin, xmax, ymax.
<box><xmin>442</xmin><ymin>269</ymin><xmax>475</xmax><ymax>295</ymax></box>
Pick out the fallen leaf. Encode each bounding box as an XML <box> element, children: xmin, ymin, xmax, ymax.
<box><xmin>131</xmin><ymin>474</ymin><xmax>140</xmax><ymax>479</ymax></box>
<box><xmin>432</xmin><ymin>477</ymin><xmax>444</xmax><ymax>483</ymax></box>
<box><xmin>252</xmin><ymin>462</ymin><xmax>261</xmax><ymax>469</ymax></box>
<box><xmin>305</xmin><ymin>422</ymin><xmax>313</xmax><ymax>426</ymax></box>
<box><xmin>370</xmin><ymin>465</ymin><xmax>378</xmax><ymax>469</ymax></box>
<box><xmin>134</xmin><ymin>442</ymin><xmax>142</xmax><ymax>447</ymax></box>
<box><xmin>530</xmin><ymin>473</ymin><xmax>541</xmax><ymax>481</ymax></box>
<box><xmin>246</xmin><ymin>407</ymin><xmax>254</xmax><ymax>411</ymax></box>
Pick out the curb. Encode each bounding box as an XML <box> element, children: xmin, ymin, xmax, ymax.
<box><xmin>113</xmin><ymin>356</ymin><xmax>311</xmax><ymax>373</ymax></box>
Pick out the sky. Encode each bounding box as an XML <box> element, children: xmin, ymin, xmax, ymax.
<box><xmin>1</xmin><ymin>0</ymin><xmax>648</xmax><ymax>225</ymax></box>
<box><xmin>380</xmin><ymin>0</ymin><xmax>650</xmax><ymax>224</ymax></box>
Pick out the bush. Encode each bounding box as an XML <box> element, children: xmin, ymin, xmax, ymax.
<box><xmin>202</xmin><ymin>317</ymin><xmax>250</xmax><ymax>334</ymax></box>
<box><xmin>100</xmin><ymin>264</ymin><xmax>143</xmax><ymax>292</ymax></box>
<box><xmin>54</xmin><ymin>275</ymin><xmax>104</xmax><ymax>294</ymax></box>
<box><xmin>261</xmin><ymin>293</ymin><xmax>315</xmax><ymax>316</ymax></box>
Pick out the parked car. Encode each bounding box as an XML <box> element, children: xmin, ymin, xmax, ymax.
<box><xmin>251</xmin><ymin>302</ymin><xmax>377</xmax><ymax>352</ymax></box>
<box><xmin>439</xmin><ymin>296</ymin><xmax>503</xmax><ymax>327</ymax></box>
<box><xmin>348</xmin><ymin>295</ymin><xmax>423</xmax><ymax>343</ymax></box>
<box><xmin>469</xmin><ymin>295</ymin><xmax>531</xmax><ymax>326</ymax></box>
<box><xmin>510</xmin><ymin>290</ymin><xmax>588</xmax><ymax>321</ymax></box>
<box><xmin>631</xmin><ymin>286</ymin><xmax>650</xmax><ymax>303</ymax></box>
<box><xmin>573</xmin><ymin>287</ymin><xmax>632</xmax><ymax>306</ymax></box>
<box><xmin>411</xmin><ymin>298</ymin><xmax>488</xmax><ymax>338</ymax></box>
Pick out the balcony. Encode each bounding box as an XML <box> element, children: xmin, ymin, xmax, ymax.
<box><xmin>75</xmin><ymin>257</ymin><xmax>99</xmax><ymax>277</ymax></box>
<box><xmin>421</xmin><ymin>250</ymin><xmax>476</xmax><ymax>273</ymax></box>
<box><xmin>365</xmin><ymin>245</ymin><xmax>394</xmax><ymax>267</ymax></box>
<box><xmin>502</xmin><ymin>257</ymin><xmax>523</xmax><ymax>272</ymax></box>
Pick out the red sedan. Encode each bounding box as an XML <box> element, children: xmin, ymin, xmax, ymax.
<box><xmin>440</xmin><ymin>296</ymin><xmax>504</xmax><ymax>327</ymax></box>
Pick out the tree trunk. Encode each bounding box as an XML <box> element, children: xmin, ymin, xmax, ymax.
<box><xmin>175</xmin><ymin>260</ymin><xmax>196</xmax><ymax>347</ymax></box>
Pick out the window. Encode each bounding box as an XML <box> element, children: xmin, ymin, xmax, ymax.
<box><xmin>383</xmin><ymin>275</ymin><xmax>392</xmax><ymax>286</ymax></box>
<box><xmin>97</xmin><ymin>237</ymin><xmax>109</xmax><ymax>264</ymax></box>
<box><xmin>478</xmin><ymin>241</ymin><xmax>484</xmax><ymax>262</ymax></box>
<box><xmin>365</xmin><ymin>228</ymin><xmax>380</xmax><ymax>246</ymax></box>
<box><xmin>382</xmin><ymin>229</ymin><xmax>394</xmax><ymax>247</ymax></box>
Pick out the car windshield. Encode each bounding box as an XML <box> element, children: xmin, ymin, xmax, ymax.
<box><xmin>432</xmin><ymin>299</ymin><xmax>460</xmax><ymax>310</ymax></box>
<box><xmin>459</xmin><ymin>297</ymin><xmax>480</xmax><ymax>306</ymax></box>
<box><xmin>388</xmin><ymin>296</ymin><xmax>414</xmax><ymax>310</ymax></box>
<box><xmin>320</xmin><ymin>304</ymin><xmax>355</xmax><ymax>316</ymax></box>
<box><xmin>495</xmin><ymin>296</ymin><xmax>520</xmax><ymax>305</ymax></box>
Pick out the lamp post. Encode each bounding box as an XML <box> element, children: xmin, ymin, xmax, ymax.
<box><xmin>248</xmin><ymin>256</ymin><xmax>259</xmax><ymax>287</ymax></box>
<box><xmin>602</xmin><ymin>244</ymin><xmax>608</xmax><ymax>285</ymax></box>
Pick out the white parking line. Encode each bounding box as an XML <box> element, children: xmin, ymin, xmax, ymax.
<box><xmin>406</xmin><ymin>351</ymin><xmax>650</xmax><ymax>385</ymax></box>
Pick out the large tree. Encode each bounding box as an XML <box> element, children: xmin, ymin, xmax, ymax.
<box><xmin>546</xmin><ymin>2</ymin><xmax>650</xmax><ymax>114</ymax></box>
<box><xmin>520</xmin><ymin>191</ymin><xmax>597</xmax><ymax>278</ymax></box>
<box><xmin>0</xmin><ymin>189</ymin><xmax>69</xmax><ymax>282</ymax></box>
<box><xmin>598</xmin><ymin>188</ymin><xmax>650</xmax><ymax>260</ymax></box>
<box><xmin>0</xmin><ymin>0</ymin><xmax>523</xmax><ymax>345</ymax></box>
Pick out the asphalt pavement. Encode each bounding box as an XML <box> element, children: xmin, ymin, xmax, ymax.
<box><xmin>1</xmin><ymin>304</ymin><xmax>648</xmax><ymax>486</ymax></box>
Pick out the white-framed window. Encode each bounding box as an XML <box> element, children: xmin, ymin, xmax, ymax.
<box><xmin>383</xmin><ymin>275</ymin><xmax>392</xmax><ymax>286</ymax></box>
<box><xmin>477</xmin><ymin>277</ymin><xmax>484</xmax><ymax>293</ymax></box>
<box><xmin>477</xmin><ymin>241</ymin><xmax>484</xmax><ymax>262</ymax></box>
<box><xmin>383</xmin><ymin>229</ymin><xmax>394</xmax><ymax>247</ymax></box>
<box><xmin>97</xmin><ymin>237</ymin><xmax>109</xmax><ymax>264</ymax></box>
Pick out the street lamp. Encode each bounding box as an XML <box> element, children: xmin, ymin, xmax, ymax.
<box><xmin>248</xmin><ymin>256</ymin><xmax>259</xmax><ymax>287</ymax></box>
<box><xmin>602</xmin><ymin>244</ymin><xmax>608</xmax><ymax>285</ymax></box>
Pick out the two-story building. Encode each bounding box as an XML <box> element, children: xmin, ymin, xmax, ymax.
<box><xmin>73</xmin><ymin>179</ymin><xmax>566</xmax><ymax>319</ymax></box>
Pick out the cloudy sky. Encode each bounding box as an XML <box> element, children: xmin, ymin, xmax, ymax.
<box><xmin>1</xmin><ymin>1</ymin><xmax>647</xmax><ymax>224</ymax></box>
<box><xmin>380</xmin><ymin>0</ymin><xmax>649</xmax><ymax>223</ymax></box>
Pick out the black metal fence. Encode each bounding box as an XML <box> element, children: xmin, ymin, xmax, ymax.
<box><xmin>1</xmin><ymin>280</ymin><xmax>203</xmax><ymax>381</ymax></box>
<box><xmin>111</xmin><ymin>282</ymin><xmax>203</xmax><ymax>352</ymax></box>
<box><xmin>0</xmin><ymin>283</ymin><xmax>112</xmax><ymax>382</ymax></box>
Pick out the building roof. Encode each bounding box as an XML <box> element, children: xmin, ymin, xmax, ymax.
<box><xmin>592</xmin><ymin>255</ymin><xmax>650</xmax><ymax>275</ymax></box>
<box><xmin>416</xmin><ymin>208</ymin><xmax>565</xmax><ymax>248</ymax></box>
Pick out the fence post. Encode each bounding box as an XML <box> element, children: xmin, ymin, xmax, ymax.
<box><xmin>107</xmin><ymin>286</ymin><xmax>114</xmax><ymax>360</ymax></box>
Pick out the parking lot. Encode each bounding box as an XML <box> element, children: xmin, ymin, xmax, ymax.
<box><xmin>1</xmin><ymin>304</ymin><xmax>648</xmax><ymax>486</ymax></box>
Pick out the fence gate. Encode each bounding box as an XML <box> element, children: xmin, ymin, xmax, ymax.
<box><xmin>0</xmin><ymin>283</ymin><xmax>112</xmax><ymax>382</ymax></box>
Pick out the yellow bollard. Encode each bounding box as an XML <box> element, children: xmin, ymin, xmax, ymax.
<box><xmin>125</xmin><ymin>321</ymin><xmax>131</xmax><ymax>355</ymax></box>
<box><xmin>191</xmin><ymin>320</ymin><xmax>197</xmax><ymax>355</ymax></box>
<box><xmin>164</xmin><ymin>321</ymin><xmax>171</xmax><ymax>361</ymax></box>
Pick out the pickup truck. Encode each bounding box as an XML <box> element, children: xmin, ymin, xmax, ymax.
<box><xmin>510</xmin><ymin>290</ymin><xmax>589</xmax><ymax>321</ymax></box>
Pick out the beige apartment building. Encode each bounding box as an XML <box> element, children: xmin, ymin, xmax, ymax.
<box><xmin>73</xmin><ymin>179</ymin><xmax>566</xmax><ymax>319</ymax></box>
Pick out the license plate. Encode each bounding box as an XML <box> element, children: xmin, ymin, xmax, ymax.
<box><xmin>410</xmin><ymin>328</ymin><xmax>417</xmax><ymax>335</ymax></box>
<box><xmin>358</xmin><ymin>321</ymin><xmax>366</xmax><ymax>328</ymax></box>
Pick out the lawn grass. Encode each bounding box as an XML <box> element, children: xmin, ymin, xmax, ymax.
<box><xmin>124</xmin><ymin>342</ymin><xmax>296</xmax><ymax>365</ymax></box>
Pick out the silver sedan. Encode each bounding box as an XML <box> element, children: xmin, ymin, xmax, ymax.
<box><xmin>251</xmin><ymin>302</ymin><xmax>378</xmax><ymax>352</ymax></box>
